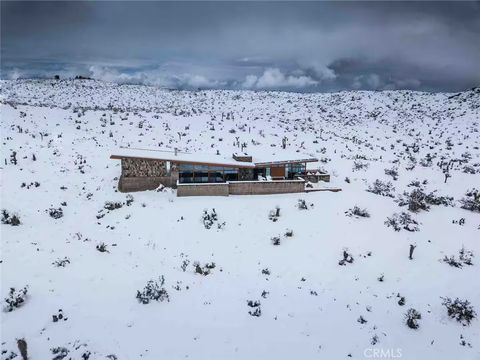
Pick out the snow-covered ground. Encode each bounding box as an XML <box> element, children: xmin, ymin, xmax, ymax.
<box><xmin>1</xmin><ymin>79</ymin><xmax>479</xmax><ymax>360</ymax></box>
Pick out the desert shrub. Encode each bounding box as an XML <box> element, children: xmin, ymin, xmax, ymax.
<box><xmin>52</xmin><ymin>309</ymin><xmax>67</xmax><ymax>322</ymax></box>
<box><xmin>202</xmin><ymin>209</ymin><xmax>223</xmax><ymax>229</ymax></box>
<box><xmin>180</xmin><ymin>259</ymin><xmax>190</xmax><ymax>272</ymax></box>
<box><xmin>463</xmin><ymin>165</ymin><xmax>477</xmax><ymax>174</ymax></box>
<box><xmin>4</xmin><ymin>286</ymin><xmax>28</xmax><ymax>312</ymax></box>
<box><xmin>405</xmin><ymin>308</ymin><xmax>422</xmax><ymax>329</ymax></box>
<box><xmin>443</xmin><ymin>247</ymin><xmax>474</xmax><ymax>268</ymax></box>
<box><xmin>353</xmin><ymin>160</ymin><xmax>369</xmax><ymax>171</ymax></box>
<box><xmin>367</xmin><ymin>180</ymin><xmax>395</xmax><ymax>198</ymax></box>
<box><xmin>104</xmin><ymin>201</ymin><xmax>123</xmax><ymax>211</ymax></box>
<box><xmin>194</xmin><ymin>262</ymin><xmax>216</xmax><ymax>276</ymax></box>
<box><xmin>271</xmin><ymin>236</ymin><xmax>281</xmax><ymax>246</ymax></box>
<box><xmin>297</xmin><ymin>199</ymin><xmax>311</xmax><ymax>210</ymax></box>
<box><xmin>136</xmin><ymin>276</ymin><xmax>169</xmax><ymax>304</ymax></box>
<box><xmin>338</xmin><ymin>249</ymin><xmax>354</xmax><ymax>266</ymax></box>
<box><xmin>459</xmin><ymin>189</ymin><xmax>480</xmax><ymax>212</ymax></box>
<box><xmin>1</xmin><ymin>210</ymin><xmax>21</xmax><ymax>226</ymax></box>
<box><xmin>96</xmin><ymin>242</ymin><xmax>108</xmax><ymax>253</ymax></box>
<box><xmin>284</xmin><ymin>229</ymin><xmax>293</xmax><ymax>237</ymax></box>
<box><xmin>441</xmin><ymin>297</ymin><xmax>477</xmax><ymax>326</ymax></box>
<box><xmin>385</xmin><ymin>212</ymin><xmax>419</xmax><ymax>232</ymax></box>
<box><xmin>51</xmin><ymin>347</ymin><xmax>69</xmax><ymax>360</ymax></box>
<box><xmin>261</xmin><ymin>268</ymin><xmax>270</xmax><ymax>275</ymax></box>
<box><xmin>247</xmin><ymin>300</ymin><xmax>261</xmax><ymax>317</ymax></box>
<box><xmin>52</xmin><ymin>257</ymin><xmax>70</xmax><ymax>267</ymax></box>
<box><xmin>396</xmin><ymin>188</ymin><xmax>429</xmax><ymax>212</ymax></box>
<box><xmin>384</xmin><ymin>167</ymin><xmax>399</xmax><ymax>180</ymax></box>
<box><xmin>125</xmin><ymin>194</ymin><xmax>134</xmax><ymax>206</ymax></box>
<box><xmin>397</xmin><ymin>187</ymin><xmax>453</xmax><ymax>212</ymax></box>
<box><xmin>424</xmin><ymin>191</ymin><xmax>454</xmax><ymax>207</ymax></box>
<box><xmin>345</xmin><ymin>206</ymin><xmax>370</xmax><ymax>218</ymax></box>
<box><xmin>48</xmin><ymin>208</ymin><xmax>63</xmax><ymax>219</ymax></box>
<box><xmin>357</xmin><ymin>315</ymin><xmax>367</xmax><ymax>324</ymax></box>
<box><xmin>268</xmin><ymin>206</ymin><xmax>281</xmax><ymax>222</ymax></box>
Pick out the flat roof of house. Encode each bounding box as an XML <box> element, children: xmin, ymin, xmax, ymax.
<box><xmin>110</xmin><ymin>147</ymin><xmax>255</xmax><ymax>168</ymax></box>
<box><xmin>110</xmin><ymin>147</ymin><xmax>318</xmax><ymax>168</ymax></box>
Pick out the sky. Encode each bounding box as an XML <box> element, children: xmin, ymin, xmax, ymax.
<box><xmin>1</xmin><ymin>1</ymin><xmax>480</xmax><ymax>92</ymax></box>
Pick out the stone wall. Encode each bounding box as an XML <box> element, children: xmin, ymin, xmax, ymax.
<box><xmin>121</xmin><ymin>158</ymin><xmax>168</xmax><ymax>177</ymax></box>
<box><xmin>177</xmin><ymin>183</ymin><xmax>229</xmax><ymax>197</ymax></box>
<box><xmin>228</xmin><ymin>180</ymin><xmax>305</xmax><ymax>195</ymax></box>
<box><xmin>118</xmin><ymin>158</ymin><xmax>179</xmax><ymax>191</ymax></box>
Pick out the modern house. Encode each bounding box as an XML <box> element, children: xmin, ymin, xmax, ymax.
<box><xmin>110</xmin><ymin>147</ymin><xmax>330</xmax><ymax>196</ymax></box>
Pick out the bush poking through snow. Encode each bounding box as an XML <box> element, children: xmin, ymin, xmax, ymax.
<box><xmin>96</xmin><ymin>242</ymin><xmax>108</xmax><ymax>253</ymax></box>
<box><xmin>52</xmin><ymin>257</ymin><xmax>70</xmax><ymax>267</ymax></box>
<box><xmin>441</xmin><ymin>297</ymin><xmax>477</xmax><ymax>326</ymax></box>
<box><xmin>104</xmin><ymin>201</ymin><xmax>123</xmax><ymax>211</ymax></box>
<box><xmin>194</xmin><ymin>262</ymin><xmax>216</xmax><ymax>276</ymax></box>
<box><xmin>443</xmin><ymin>247</ymin><xmax>474</xmax><ymax>268</ymax></box>
<box><xmin>136</xmin><ymin>276</ymin><xmax>169</xmax><ymax>304</ymax></box>
<box><xmin>202</xmin><ymin>209</ymin><xmax>223</xmax><ymax>229</ymax></box>
<box><xmin>125</xmin><ymin>194</ymin><xmax>134</xmax><ymax>206</ymax></box>
<box><xmin>459</xmin><ymin>189</ymin><xmax>480</xmax><ymax>212</ymax></box>
<box><xmin>367</xmin><ymin>180</ymin><xmax>395</xmax><ymax>198</ymax></box>
<box><xmin>247</xmin><ymin>300</ymin><xmax>261</xmax><ymax>317</ymax></box>
<box><xmin>268</xmin><ymin>206</ymin><xmax>281</xmax><ymax>222</ymax></box>
<box><xmin>48</xmin><ymin>207</ymin><xmax>64</xmax><ymax>219</ymax></box>
<box><xmin>353</xmin><ymin>160</ymin><xmax>369</xmax><ymax>171</ymax></box>
<box><xmin>339</xmin><ymin>249</ymin><xmax>354</xmax><ymax>266</ymax></box>
<box><xmin>297</xmin><ymin>199</ymin><xmax>311</xmax><ymax>210</ymax></box>
<box><xmin>396</xmin><ymin>188</ymin><xmax>453</xmax><ymax>213</ymax></box>
<box><xmin>1</xmin><ymin>210</ymin><xmax>21</xmax><ymax>226</ymax></box>
<box><xmin>385</xmin><ymin>212</ymin><xmax>419</xmax><ymax>232</ymax></box>
<box><xmin>271</xmin><ymin>236</ymin><xmax>281</xmax><ymax>246</ymax></box>
<box><xmin>384</xmin><ymin>167</ymin><xmax>399</xmax><ymax>181</ymax></box>
<box><xmin>345</xmin><ymin>206</ymin><xmax>370</xmax><ymax>218</ymax></box>
<box><xmin>4</xmin><ymin>286</ymin><xmax>28</xmax><ymax>312</ymax></box>
<box><xmin>357</xmin><ymin>315</ymin><xmax>367</xmax><ymax>324</ymax></box>
<box><xmin>51</xmin><ymin>347</ymin><xmax>69</xmax><ymax>360</ymax></box>
<box><xmin>405</xmin><ymin>308</ymin><xmax>422</xmax><ymax>329</ymax></box>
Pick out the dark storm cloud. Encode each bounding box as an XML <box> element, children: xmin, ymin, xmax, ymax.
<box><xmin>1</xmin><ymin>1</ymin><xmax>479</xmax><ymax>92</ymax></box>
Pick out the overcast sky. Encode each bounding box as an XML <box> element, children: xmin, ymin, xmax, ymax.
<box><xmin>2</xmin><ymin>1</ymin><xmax>479</xmax><ymax>92</ymax></box>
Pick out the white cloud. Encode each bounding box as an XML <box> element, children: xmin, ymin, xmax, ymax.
<box><xmin>243</xmin><ymin>68</ymin><xmax>318</xmax><ymax>90</ymax></box>
<box><xmin>242</xmin><ymin>74</ymin><xmax>258</xmax><ymax>88</ymax></box>
<box><xmin>6</xmin><ymin>68</ymin><xmax>23</xmax><ymax>80</ymax></box>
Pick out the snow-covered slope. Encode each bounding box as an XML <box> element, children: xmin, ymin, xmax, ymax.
<box><xmin>1</xmin><ymin>79</ymin><xmax>479</xmax><ymax>359</ymax></box>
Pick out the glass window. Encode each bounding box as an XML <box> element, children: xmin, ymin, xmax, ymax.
<box><xmin>178</xmin><ymin>163</ymin><xmax>194</xmax><ymax>171</ymax></box>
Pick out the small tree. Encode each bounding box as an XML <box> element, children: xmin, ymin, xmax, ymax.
<box><xmin>405</xmin><ymin>308</ymin><xmax>421</xmax><ymax>329</ymax></box>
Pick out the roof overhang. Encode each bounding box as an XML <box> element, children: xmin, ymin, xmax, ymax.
<box><xmin>254</xmin><ymin>158</ymin><xmax>318</xmax><ymax>167</ymax></box>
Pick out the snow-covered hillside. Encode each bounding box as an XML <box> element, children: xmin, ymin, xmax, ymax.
<box><xmin>1</xmin><ymin>79</ymin><xmax>479</xmax><ymax>360</ymax></box>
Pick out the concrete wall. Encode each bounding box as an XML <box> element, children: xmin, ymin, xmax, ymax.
<box><xmin>177</xmin><ymin>183</ymin><xmax>229</xmax><ymax>197</ymax></box>
<box><xmin>228</xmin><ymin>180</ymin><xmax>305</xmax><ymax>195</ymax></box>
<box><xmin>118</xmin><ymin>174</ymin><xmax>178</xmax><ymax>192</ymax></box>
